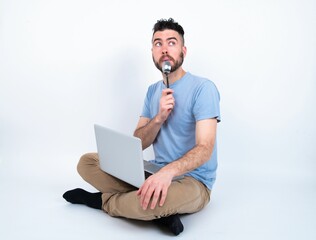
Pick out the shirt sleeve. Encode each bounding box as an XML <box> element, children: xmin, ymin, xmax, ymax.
<box><xmin>141</xmin><ymin>86</ymin><xmax>152</xmax><ymax>118</ymax></box>
<box><xmin>193</xmin><ymin>80</ymin><xmax>221</xmax><ymax>122</ymax></box>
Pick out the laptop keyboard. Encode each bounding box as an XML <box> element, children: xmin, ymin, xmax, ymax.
<box><xmin>144</xmin><ymin>171</ymin><xmax>152</xmax><ymax>179</ymax></box>
<box><xmin>144</xmin><ymin>170</ymin><xmax>185</xmax><ymax>181</ymax></box>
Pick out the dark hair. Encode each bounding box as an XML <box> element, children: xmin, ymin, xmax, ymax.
<box><xmin>153</xmin><ymin>18</ymin><xmax>185</xmax><ymax>43</ymax></box>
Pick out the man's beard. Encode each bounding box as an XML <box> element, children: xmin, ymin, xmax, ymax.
<box><xmin>153</xmin><ymin>52</ymin><xmax>184</xmax><ymax>73</ymax></box>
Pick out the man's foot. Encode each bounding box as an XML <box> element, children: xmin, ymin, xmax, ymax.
<box><xmin>153</xmin><ymin>214</ymin><xmax>184</xmax><ymax>236</ymax></box>
<box><xmin>62</xmin><ymin>188</ymin><xmax>102</xmax><ymax>209</ymax></box>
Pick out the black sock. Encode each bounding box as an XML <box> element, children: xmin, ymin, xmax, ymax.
<box><xmin>62</xmin><ymin>188</ymin><xmax>102</xmax><ymax>210</ymax></box>
<box><xmin>153</xmin><ymin>214</ymin><xmax>184</xmax><ymax>236</ymax></box>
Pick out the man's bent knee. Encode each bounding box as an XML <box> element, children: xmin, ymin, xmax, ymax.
<box><xmin>77</xmin><ymin>152</ymin><xmax>99</xmax><ymax>177</ymax></box>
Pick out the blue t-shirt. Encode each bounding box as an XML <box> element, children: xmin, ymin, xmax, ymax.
<box><xmin>141</xmin><ymin>72</ymin><xmax>221</xmax><ymax>189</ymax></box>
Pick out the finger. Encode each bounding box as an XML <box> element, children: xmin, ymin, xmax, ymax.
<box><xmin>136</xmin><ymin>187</ymin><xmax>142</xmax><ymax>195</ymax></box>
<box><xmin>150</xmin><ymin>188</ymin><xmax>162</xmax><ymax>209</ymax></box>
<box><xmin>167</xmin><ymin>102</ymin><xmax>175</xmax><ymax>111</ymax></box>
<box><xmin>165</xmin><ymin>94</ymin><xmax>174</xmax><ymax>101</ymax></box>
<box><xmin>167</xmin><ymin>105</ymin><xmax>174</xmax><ymax>111</ymax></box>
<box><xmin>165</xmin><ymin>97</ymin><xmax>174</xmax><ymax>105</ymax></box>
<box><xmin>159</xmin><ymin>187</ymin><xmax>168</xmax><ymax>207</ymax></box>
<box><xmin>163</xmin><ymin>89</ymin><xmax>174</xmax><ymax>96</ymax></box>
<box><xmin>166</xmin><ymin>96</ymin><xmax>175</xmax><ymax>105</ymax></box>
<box><xmin>142</xmin><ymin>185</ymin><xmax>155</xmax><ymax>210</ymax></box>
<box><xmin>138</xmin><ymin>183</ymin><xmax>149</xmax><ymax>205</ymax></box>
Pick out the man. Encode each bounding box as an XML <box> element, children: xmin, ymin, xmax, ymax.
<box><xmin>63</xmin><ymin>18</ymin><xmax>220</xmax><ymax>236</ymax></box>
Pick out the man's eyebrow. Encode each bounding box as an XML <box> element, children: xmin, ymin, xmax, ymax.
<box><xmin>167</xmin><ymin>37</ymin><xmax>178</xmax><ymax>41</ymax></box>
<box><xmin>153</xmin><ymin>37</ymin><xmax>178</xmax><ymax>43</ymax></box>
<box><xmin>153</xmin><ymin>37</ymin><xmax>162</xmax><ymax>43</ymax></box>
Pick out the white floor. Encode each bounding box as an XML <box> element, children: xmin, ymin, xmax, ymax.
<box><xmin>1</xmin><ymin>156</ymin><xmax>315</xmax><ymax>240</ymax></box>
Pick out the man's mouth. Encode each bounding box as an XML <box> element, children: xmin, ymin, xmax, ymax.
<box><xmin>160</xmin><ymin>56</ymin><xmax>172</xmax><ymax>63</ymax></box>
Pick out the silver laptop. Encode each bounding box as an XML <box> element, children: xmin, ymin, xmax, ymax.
<box><xmin>94</xmin><ymin>124</ymin><xmax>183</xmax><ymax>188</ymax></box>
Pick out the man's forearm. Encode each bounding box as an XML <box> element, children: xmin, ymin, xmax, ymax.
<box><xmin>133</xmin><ymin>115</ymin><xmax>163</xmax><ymax>150</ymax></box>
<box><xmin>161</xmin><ymin>143</ymin><xmax>214</xmax><ymax>177</ymax></box>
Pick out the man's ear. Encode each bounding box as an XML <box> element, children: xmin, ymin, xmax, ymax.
<box><xmin>182</xmin><ymin>46</ymin><xmax>187</xmax><ymax>58</ymax></box>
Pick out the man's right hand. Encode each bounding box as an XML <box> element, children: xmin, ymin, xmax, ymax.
<box><xmin>158</xmin><ymin>89</ymin><xmax>175</xmax><ymax>122</ymax></box>
<box><xmin>133</xmin><ymin>88</ymin><xmax>175</xmax><ymax>150</ymax></box>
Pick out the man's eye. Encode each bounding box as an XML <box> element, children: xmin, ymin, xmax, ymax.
<box><xmin>169</xmin><ymin>41</ymin><xmax>175</xmax><ymax>46</ymax></box>
<box><xmin>155</xmin><ymin>42</ymin><xmax>162</xmax><ymax>47</ymax></box>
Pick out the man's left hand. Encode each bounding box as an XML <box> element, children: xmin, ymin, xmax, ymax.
<box><xmin>137</xmin><ymin>170</ymin><xmax>173</xmax><ymax>210</ymax></box>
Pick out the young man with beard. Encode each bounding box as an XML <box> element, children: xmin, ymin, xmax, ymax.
<box><xmin>63</xmin><ymin>18</ymin><xmax>221</xmax><ymax>236</ymax></box>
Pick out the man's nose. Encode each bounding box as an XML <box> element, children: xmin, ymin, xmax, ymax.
<box><xmin>162</xmin><ymin>45</ymin><xmax>168</xmax><ymax>54</ymax></box>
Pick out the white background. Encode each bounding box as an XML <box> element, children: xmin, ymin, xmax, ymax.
<box><xmin>1</xmin><ymin>0</ymin><xmax>315</xmax><ymax>239</ymax></box>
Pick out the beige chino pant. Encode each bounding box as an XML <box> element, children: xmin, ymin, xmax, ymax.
<box><xmin>77</xmin><ymin>153</ymin><xmax>211</xmax><ymax>221</ymax></box>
